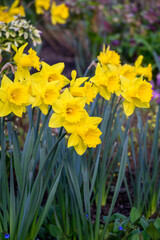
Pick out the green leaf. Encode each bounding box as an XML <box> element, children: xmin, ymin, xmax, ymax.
<box><xmin>142</xmin><ymin>230</ymin><xmax>150</xmax><ymax>240</ymax></box>
<box><xmin>130</xmin><ymin>207</ymin><xmax>140</xmax><ymax>224</ymax></box>
<box><xmin>131</xmin><ymin>234</ymin><xmax>139</xmax><ymax>240</ymax></box>
<box><xmin>31</xmin><ymin>164</ymin><xmax>63</xmax><ymax>240</ymax></box>
<box><xmin>13</xmin><ymin>131</ymin><xmax>23</xmax><ymax>189</ymax></box>
<box><xmin>110</xmin><ymin>213</ymin><xmax>128</xmax><ymax>221</ymax></box>
<box><xmin>154</xmin><ymin>218</ymin><xmax>160</xmax><ymax>230</ymax></box>
<box><xmin>99</xmin><ymin>136</ymin><xmax>129</xmax><ymax>240</ymax></box>
<box><xmin>146</xmin><ymin>223</ymin><xmax>160</xmax><ymax>240</ymax></box>
<box><xmin>49</xmin><ymin>224</ymin><xmax>63</xmax><ymax>238</ymax></box>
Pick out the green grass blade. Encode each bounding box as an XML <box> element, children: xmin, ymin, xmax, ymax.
<box><xmin>100</xmin><ymin>136</ymin><xmax>128</xmax><ymax>240</ymax></box>
<box><xmin>32</xmin><ymin>165</ymin><xmax>63</xmax><ymax>240</ymax></box>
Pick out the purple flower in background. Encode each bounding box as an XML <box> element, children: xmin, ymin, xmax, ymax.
<box><xmin>151</xmin><ymin>80</ymin><xmax>155</xmax><ymax>89</ymax></box>
<box><xmin>111</xmin><ymin>39</ymin><xmax>120</xmax><ymax>46</ymax></box>
<box><xmin>132</xmin><ymin>6</ymin><xmax>138</xmax><ymax>13</ymax></box>
<box><xmin>130</xmin><ymin>38</ymin><xmax>136</xmax><ymax>46</ymax></box>
<box><xmin>103</xmin><ymin>21</ymin><xmax>112</xmax><ymax>32</ymax></box>
<box><xmin>5</xmin><ymin>234</ymin><xmax>10</xmax><ymax>239</ymax></box>
<box><xmin>156</xmin><ymin>73</ymin><xmax>160</xmax><ymax>87</ymax></box>
<box><xmin>152</xmin><ymin>89</ymin><xmax>160</xmax><ymax>103</ymax></box>
<box><xmin>143</xmin><ymin>10</ymin><xmax>158</xmax><ymax>24</ymax></box>
<box><xmin>148</xmin><ymin>25</ymin><xmax>157</xmax><ymax>31</ymax></box>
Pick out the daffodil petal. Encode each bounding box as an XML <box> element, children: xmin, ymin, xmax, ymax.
<box><xmin>99</xmin><ymin>86</ymin><xmax>111</xmax><ymax>100</ymax></box>
<box><xmin>49</xmin><ymin>113</ymin><xmax>63</xmax><ymax>128</ymax></box>
<box><xmin>0</xmin><ymin>89</ymin><xmax>7</xmax><ymax>102</ymax></box>
<box><xmin>11</xmin><ymin>104</ymin><xmax>24</xmax><ymax>117</ymax></box>
<box><xmin>39</xmin><ymin>103</ymin><xmax>48</xmax><ymax>115</ymax></box>
<box><xmin>68</xmin><ymin>133</ymin><xmax>79</xmax><ymax>147</ymax></box>
<box><xmin>0</xmin><ymin>101</ymin><xmax>11</xmax><ymax>117</ymax></box>
<box><xmin>74</xmin><ymin>139</ymin><xmax>87</xmax><ymax>155</ymax></box>
<box><xmin>133</xmin><ymin>98</ymin><xmax>150</xmax><ymax>108</ymax></box>
<box><xmin>123</xmin><ymin>100</ymin><xmax>135</xmax><ymax>116</ymax></box>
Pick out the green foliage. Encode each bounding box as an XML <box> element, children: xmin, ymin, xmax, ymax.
<box><xmin>0</xmin><ymin>109</ymin><xmax>66</xmax><ymax>240</ymax></box>
<box><xmin>124</xmin><ymin>106</ymin><xmax>160</xmax><ymax>218</ymax></box>
<box><xmin>103</xmin><ymin>207</ymin><xmax>160</xmax><ymax>240</ymax></box>
<box><xmin>37</xmin><ymin>95</ymin><xmax>130</xmax><ymax>240</ymax></box>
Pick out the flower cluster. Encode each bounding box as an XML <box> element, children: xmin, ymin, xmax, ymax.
<box><xmin>0</xmin><ymin>43</ymin><xmax>101</xmax><ymax>155</ymax></box>
<box><xmin>0</xmin><ymin>44</ymin><xmax>153</xmax><ymax>154</ymax></box>
<box><xmin>90</xmin><ymin>45</ymin><xmax>153</xmax><ymax>116</ymax></box>
<box><xmin>0</xmin><ymin>0</ymin><xmax>25</xmax><ymax>23</ymax></box>
<box><xmin>35</xmin><ymin>0</ymin><xmax>69</xmax><ymax>25</ymax></box>
<box><xmin>0</xmin><ymin>19</ymin><xmax>41</xmax><ymax>55</ymax></box>
<box><xmin>0</xmin><ymin>1</ymin><xmax>69</xmax><ymax>26</ymax></box>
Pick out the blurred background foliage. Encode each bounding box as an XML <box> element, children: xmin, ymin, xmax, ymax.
<box><xmin>1</xmin><ymin>0</ymin><xmax>160</xmax><ymax>80</ymax></box>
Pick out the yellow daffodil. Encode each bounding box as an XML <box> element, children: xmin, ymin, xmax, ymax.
<box><xmin>70</xmin><ymin>70</ymin><xmax>88</xmax><ymax>88</ymax></box>
<box><xmin>9</xmin><ymin>0</ymin><xmax>25</xmax><ymax>17</ymax></box>
<box><xmin>70</xmin><ymin>82</ymin><xmax>97</xmax><ymax>105</ymax></box>
<box><xmin>0</xmin><ymin>75</ymin><xmax>33</xmax><ymax>117</ymax></box>
<box><xmin>0</xmin><ymin>6</ymin><xmax>12</xmax><ymax>23</ymax></box>
<box><xmin>32</xmin><ymin>61</ymin><xmax>69</xmax><ymax>90</ymax></box>
<box><xmin>97</xmin><ymin>45</ymin><xmax>121</xmax><ymax>66</ymax></box>
<box><xmin>0</xmin><ymin>0</ymin><xmax>25</xmax><ymax>23</ymax></box>
<box><xmin>118</xmin><ymin>64</ymin><xmax>136</xmax><ymax>81</ymax></box>
<box><xmin>51</xmin><ymin>1</ymin><xmax>69</xmax><ymax>25</ymax></box>
<box><xmin>135</xmin><ymin>55</ymin><xmax>152</xmax><ymax>81</ymax></box>
<box><xmin>31</xmin><ymin>80</ymin><xmax>60</xmax><ymax>115</ymax></box>
<box><xmin>66</xmin><ymin>113</ymin><xmax>102</xmax><ymax>155</ymax></box>
<box><xmin>49</xmin><ymin>88</ymin><xmax>86</xmax><ymax>128</ymax></box>
<box><xmin>83</xmin><ymin>82</ymin><xmax>98</xmax><ymax>105</ymax></box>
<box><xmin>12</xmin><ymin>43</ymin><xmax>40</xmax><ymax>81</ymax></box>
<box><xmin>69</xmin><ymin>70</ymin><xmax>94</xmax><ymax>100</ymax></box>
<box><xmin>121</xmin><ymin>76</ymin><xmax>153</xmax><ymax>116</ymax></box>
<box><xmin>35</xmin><ymin>0</ymin><xmax>50</xmax><ymax>14</ymax></box>
<box><xmin>90</xmin><ymin>63</ymin><xmax>121</xmax><ymax>100</ymax></box>
<box><xmin>13</xmin><ymin>43</ymin><xmax>40</xmax><ymax>70</ymax></box>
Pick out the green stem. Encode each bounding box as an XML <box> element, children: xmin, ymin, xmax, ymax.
<box><xmin>0</xmin><ymin>118</ymin><xmax>7</xmax><ymax>231</ymax></box>
<box><xmin>34</xmin><ymin>108</ymin><xmax>41</xmax><ymax>143</ymax></box>
<box><xmin>94</xmin><ymin>98</ymin><xmax>119</xmax><ymax>240</ymax></box>
<box><xmin>83</xmin><ymin>59</ymin><xmax>97</xmax><ymax>77</ymax></box>
<box><xmin>32</xmin><ymin>106</ymin><xmax>52</xmax><ymax>160</ymax></box>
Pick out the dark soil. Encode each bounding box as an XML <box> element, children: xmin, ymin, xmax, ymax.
<box><xmin>39</xmin><ymin>38</ymin><xmax>75</xmax><ymax>79</ymax></box>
